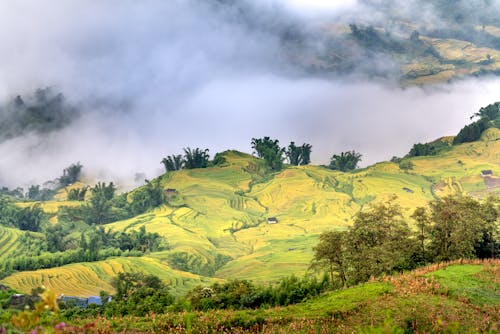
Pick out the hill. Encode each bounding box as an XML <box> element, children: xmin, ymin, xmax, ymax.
<box><xmin>12</xmin><ymin>260</ymin><xmax>497</xmax><ymax>333</ymax></box>
<box><xmin>1</xmin><ymin>128</ymin><xmax>498</xmax><ymax>297</ymax></box>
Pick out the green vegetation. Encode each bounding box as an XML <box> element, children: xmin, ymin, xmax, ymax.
<box><xmin>251</xmin><ymin>136</ymin><xmax>286</xmax><ymax>171</ymax></box>
<box><xmin>328</xmin><ymin>150</ymin><xmax>362</xmax><ymax>172</ymax></box>
<box><xmin>1</xmin><ymin>261</ymin><xmax>498</xmax><ymax>333</ymax></box>
<box><xmin>454</xmin><ymin>101</ymin><xmax>500</xmax><ymax>144</ymax></box>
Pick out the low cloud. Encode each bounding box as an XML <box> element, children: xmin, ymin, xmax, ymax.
<box><xmin>0</xmin><ymin>0</ymin><xmax>498</xmax><ymax>188</ymax></box>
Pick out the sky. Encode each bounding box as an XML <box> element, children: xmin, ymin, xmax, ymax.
<box><xmin>0</xmin><ymin>0</ymin><xmax>498</xmax><ymax>188</ymax></box>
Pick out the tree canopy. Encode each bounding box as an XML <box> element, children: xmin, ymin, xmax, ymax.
<box><xmin>328</xmin><ymin>151</ymin><xmax>362</xmax><ymax>172</ymax></box>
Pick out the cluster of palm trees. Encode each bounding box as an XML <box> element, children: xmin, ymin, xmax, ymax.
<box><xmin>161</xmin><ymin>147</ymin><xmax>210</xmax><ymax>172</ymax></box>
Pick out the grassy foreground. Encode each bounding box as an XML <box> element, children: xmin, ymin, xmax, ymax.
<box><xmin>34</xmin><ymin>259</ymin><xmax>496</xmax><ymax>333</ymax></box>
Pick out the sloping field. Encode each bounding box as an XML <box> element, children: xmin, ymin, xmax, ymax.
<box><xmin>2</xmin><ymin>131</ymin><xmax>499</xmax><ymax>294</ymax></box>
<box><xmin>1</xmin><ymin>256</ymin><xmax>216</xmax><ymax>297</ymax></box>
<box><xmin>0</xmin><ymin>226</ymin><xmax>22</xmax><ymax>260</ymax></box>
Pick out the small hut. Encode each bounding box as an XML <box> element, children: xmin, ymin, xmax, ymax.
<box><xmin>481</xmin><ymin>170</ymin><xmax>493</xmax><ymax>177</ymax></box>
<box><xmin>267</xmin><ymin>217</ymin><xmax>278</xmax><ymax>224</ymax></box>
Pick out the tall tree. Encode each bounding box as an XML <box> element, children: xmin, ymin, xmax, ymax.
<box><xmin>411</xmin><ymin>207</ymin><xmax>432</xmax><ymax>263</ymax></box>
<box><xmin>300</xmin><ymin>143</ymin><xmax>312</xmax><ymax>165</ymax></box>
<box><xmin>58</xmin><ymin>162</ymin><xmax>83</xmax><ymax>186</ymax></box>
<box><xmin>311</xmin><ymin>231</ymin><xmax>348</xmax><ymax>288</ymax></box>
<box><xmin>329</xmin><ymin>151</ymin><xmax>362</xmax><ymax>172</ymax></box>
<box><xmin>347</xmin><ymin>197</ymin><xmax>413</xmax><ymax>284</ymax></box>
<box><xmin>183</xmin><ymin>148</ymin><xmax>210</xmax><ymax>169</ymax></box>
<box><xmin>251</xmin><ymin>137</ymin><xmax>285</xmax><ymax>171</ymax></box>
<box><xmin>86</xmin><ymin>182</ymin><xmax>116</xmax><ymax>225</ymax></box>
<box><xmin>161</xmin><ymin>154</ymin><xmax>184</xmax><ymax>172</ymax></box>
<box><xmin>429</xmin><ymin>195</ymin><xmax>498</xmax><ymax>261</ymax></box>
<box><xmin>286</xmin><ymin>142</ymin><xmax>312</xmax><ymax>166</ymax></box>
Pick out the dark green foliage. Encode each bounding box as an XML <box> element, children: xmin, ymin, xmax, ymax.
<box><xmin>454</xmin><ymin>101</ymin><xmax>499</xmax><ymax>145</ymax></box>
<box><xmin>0</xmin><ymin>196</ymin><xmax>21</xmax><ymax>227</ymax></box>
<box><xmin>1</xmin><ymin>225</ymin><xmax>161</xmax><ymax>274</ymax></box>
<box><xmin>161</xmin><ymin>154</ymin><xmax>184</xmax><ymax>172</ymax></box>
<box><xmin>286</xmin><ymin>142</ymin><xmax>312</xmax><ymax>166</ymax></box>
<box><xmin>407</xmin><ymin>140</ymin><xmax>450</xmax><ymax>157</ymax></box>
<box><xmin>0</xmin><ymin>199</ymin><xmax>47</xmax><ymax>232</ymax></box>
<box><xmin>26</xmin><ymin>185</ymin><xmax>55</xmax><ymax>201</ymax></box>
<box><xmin>311</xmin><ymin>231</ymin><xmax>348</xmax><ymax>287</ymax></box>
<box><xmin>473</xmin><ymin>101</ymin><xmax>500</xmax><ymax>127</ymax></box>
<box><xmin>398</xmin><ymin>159</ymin><xmax>414</xmax><ymax>171</ymax></box>
<box><xmin>0</xmin><ymin>87</ymin><xmax>78</xmax><ymax>142</ymax></box>
<box><xmin>58</xmin><ymin>162</ymin><xmax>83</xmax><ymax>187</ymax></box>
<box><xmin>427</xmin><ymin>195</ymin><xmax>498</xmax><ymax>261</ymax></box>
<box><xmin>0</xmin><ymin>248</ymin><xmax>127</xmax><ymax>274</ymax></box>
<box><xmin>212</xmin><ymin>152</ymin><xmax>227</xmax><ymax>166</ymax></box>
<box><xmin>67</xmin><ymin>187</ymin><xmax>88</xmax><ymax>201</ymax></box>
<box><xmin>85</xmin><ymin>182</ymin><xmax>116</xmax><ymax>225</ymax></box>
<box><xmin>453</xmin><ymin>119</ymin><xmax>489</xmax><ymax>144</ymax></box>
<box><xmin>129</xmin><ymin>180</ymin><xmax>165</xmax><ymax>215</ymax></box>
<box><xmin>187</xmin><ymin>275</ymin><xmax>329</xmax><ymax>311</ymax></box>
<box><xmin>183</xmin><ymin>147</ymin><xmax>210</xmax><ymax>169</ymax></box>
<box><xmin>104</xmin><ymin>272</ymin><xmax>174</xmax><ymax>317</ymax></box>
<box><xmin>0</xmin><ymin>186</ymin><xmax>24</xmax><ymax>199</ymax></box>
<box><xmin>251</xmin><ymin>137</ymin><xmax>285</xmax><ymax>171</ymax></box>
<box><xmin>347</xmin><ymin>198</ymin><xmax>414</xmax><ymax>284</ymax></box>
<box><xmin>328</xmin><ymin>151</ymin><xmax>362</xmax><ymax>172</ymax></box>
<box><xmin>45</xmin><ymin>225</ymin><xmax>69</xmax><ymax>252</ymax></box>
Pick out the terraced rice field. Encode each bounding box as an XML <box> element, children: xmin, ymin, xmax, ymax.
<box><xmin>2</xmin><ymin>131</ymin><xmax>499</xmax><ymax>295</ymax></box>
<box><xmin>0</xmin><ymin>226</ymin><xmax>22</xmax><ymax>260</ymax></box>
<box><xmin>1</xmin><ymin>257</ymin><xmax>216</xmax><ymax>297</ymax></box>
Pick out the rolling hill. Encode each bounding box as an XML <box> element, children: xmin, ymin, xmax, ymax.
<box><xmin>1</xmin><ymin>128</ymin><xmax>498</xmax><ymax>297</ymax></box>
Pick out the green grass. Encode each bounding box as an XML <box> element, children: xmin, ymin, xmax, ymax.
<box><xmin>58</xmin><ymin>262</ymin><xmax>499</xmax><ymax>333</ymax></box>
<box><xmin>428</xmin><ymin>264</ymin><xmax>500</xmax><ymax>305</ymax></box>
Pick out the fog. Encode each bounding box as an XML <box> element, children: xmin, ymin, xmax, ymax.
<box><xmin>0</xmin><ymin>0</ymin><xmax>498</xmax><ymax>188</ymax></box>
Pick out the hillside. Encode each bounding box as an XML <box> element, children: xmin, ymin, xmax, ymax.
<box><xmin>24</xmin><ymin>260</ymin><xmax>500</xmax><ymax>333</ymax></box>
<box><xmin>1</xmin><ymin>128</ymin><xmax>498</xmax><ymax>297</ymax></box>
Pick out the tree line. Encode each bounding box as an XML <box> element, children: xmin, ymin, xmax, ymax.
<box><xmin>0</xmin><ymin>225</ymin><xmax>164</xmax><ymax>278</ymax></box>
<box><xmin>404</xmin><ymin>101</ymin><xmax>499</xmax><ymax>158</ymax></box>
<box><xmin>251</xmin><ymin>136</ymin><xmax>363</xmax><ymax>172</ymax></box>
<box><xmin>312</xmin><ymin>194</ymin><xmax>498</xmax><ymax>288</ymax></box>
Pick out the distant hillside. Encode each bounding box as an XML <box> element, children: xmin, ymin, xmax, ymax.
<box><xmin>1</xmin><ymin>127</ymin><xmax>498</xmax><ymax>297</ymax></box>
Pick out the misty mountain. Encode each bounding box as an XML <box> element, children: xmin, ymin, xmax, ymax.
<box><xmin>0</xmin><ymin>0</ymin><xmax>499</xmax><ymax>188</ymax></box>
<box><xmin>0</xmin><ymin>88</ymin><xmax>78</xmax><ymax>142</ymax></box>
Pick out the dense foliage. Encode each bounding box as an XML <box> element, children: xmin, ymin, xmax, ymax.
<box><xmin>328</xmin><ymin>150</ymin><xmax>362</xmax><ymax>172</ymax></box>
<box><xmin>454</xmin><ymin>101</ymin><xmax>499</xmax><ymax>144</ymax></box>
<box><xmin>161</xmin><ymin>147</ymin><xmax>210</xmax><ymax>172</ymax></box>
<box><xmin>312</xmin><ymin>195</ymin><xmax>499</xmax><ymax>287</ymax></box>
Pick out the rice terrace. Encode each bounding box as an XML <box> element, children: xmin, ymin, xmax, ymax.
<box><xmin>0</xmin><ymin>0</ymin><xmax>499</xmax><ymax>333</ymax></box>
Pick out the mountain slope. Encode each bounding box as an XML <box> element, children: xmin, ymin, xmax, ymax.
<box><xmin>1</xmin><ymin>129</ymin><xmax>499</xmax><ymax>296</ymax></box>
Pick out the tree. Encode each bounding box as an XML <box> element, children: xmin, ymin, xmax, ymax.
<box><xmin>251</xmin><ymin>137</ymin><xmax>285</xmax><ymax>171</ymax></box>
<box><xmin>58</xmin><ymin>162</ymin><xmax>83</xmax><ymax>186</ymax></box>
<box><xmin>328</xmin><ymin>151</ymin><xmax>362</xmax><ymax>172</ymax></box>
<box><xmin>183</xmin><ymin>147</ymin><xmax>210</xmax><ymax>169</ymax></box>
<box><xmin>300</xmin><ymin>143</ymin><xmax>312</xmax><ymax>165</ymax></box>
<box><xmin>161</xmin><ymin>155</ymin><xmax>184</xmax><ymax>172</ymax></box>
<box><xmin>428</xmin><ymin>195</ymin><xmax>498</xmax><ymax>261</ymax></box>
<box><xmin>67</xmin><ymin>187</ymin><xmax>88</xmax><ymax>201</ymax></box>
<box><xmin>311</xmin><ymin>231</ymin><xmax>348</xmax><ymax>288</ymax></box>
<box><xmin>347</xmin><ymin>197</ymin><xmax>414</xmax><ymax>283</ymax></box>
<box><xmin>411</xmin><ymin>207</ymin><xmax>432</xmax><ymax>263</ymax></box>
<box><xmin>286</xmin><ymin>142</ymin><xmax>312</xmax><ymax>166</ymax></box>
<box><xmin>86</xmin><ymin>182</ymin><xmax>116</xmax><ymax>225</ymax></box>
<box><xmin>286</xmin><ymin>142</ymin><xmax>301</xmax><ymax>166</ymax></box>
<box><xmin>129</xmin><ymin>179</ymin><xmax>165</xmax><ymax>215</ymax></box>
<box><xmin>17</xmin><ymin>204</ymin><xmax>46</xmax><ymax>232</ymax></box>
